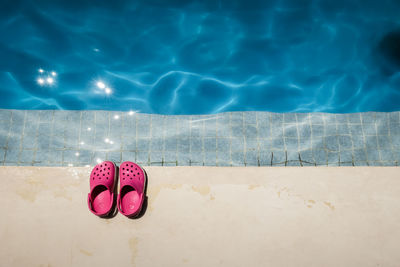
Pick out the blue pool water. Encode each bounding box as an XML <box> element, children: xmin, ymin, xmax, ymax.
<box><xmin>0</xmin><ymin>0</ymin><xmax>400</xmax><ymax>114</ymax></box>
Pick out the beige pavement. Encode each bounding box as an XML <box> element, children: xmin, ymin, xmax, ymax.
<box><xmin>0</xmin><ymin>167</ymin><xmax>399</xmax><ymax>267</ymax></box>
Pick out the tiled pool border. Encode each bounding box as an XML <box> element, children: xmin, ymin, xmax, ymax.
<box><xmin>0</xmin><ymin>109</ymin><xmax>399</xmax><ymax>167</ymax></box>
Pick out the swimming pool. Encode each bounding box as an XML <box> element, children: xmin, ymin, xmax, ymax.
<box><xmin>1</xmin><ymin>0</ymin><xmax>400</xmax><ymax>114</ymax></box>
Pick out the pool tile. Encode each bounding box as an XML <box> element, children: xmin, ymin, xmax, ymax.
<box><xmin>178</xmin><ymin>137</ymin><xmax>191</xmax><ymax>153</ymax></box>
<box><xmin>390</xmin><ymin>123</ymin><xmax>400</xmax><ymax>136</ymax></box>
<box><xmin>362</xmin><ymin>124</ymin><xmax>376</xmax><ymax>135</ymax></box>
<box><xmin>107</xmin><ymin>151</ymin><xmax>121</xmax><ymax>163</ymax></box>
<box><xmin>364</xmin><ymin>136</ymin><xmax>378</xmax><ymax>149</ymax></box>
<box><xmin>309</xmin><ymin>113</ymin><xmax>324</xmax><ymax>124</ymax></box>
<box><xmin>392</xmin><ymin>135</ymin><xmax>400</xmax><ymax>149</ymax></box>
<box><xmin>284</xmin><ymin>137</ymin><xmax>298</xmax><ymax>150</ymax></box>
<box><xmin>136</xmin><ymin>151</ymin><xmax>149</xmax><ymax>164</ymax></box>
<box><xmin>338</xmin><ymin>135</ymin><xmax>352</xmax><ymax>149</ymax></box>
<box><xmin>283</xmin><ymin>113</ymin><xmax>297</xmax><ymax>123</ymax></box>
<box><xmin>164</xmin><ymin>138</ymin><xmax>177</xmax><ymax>151</ymax></box>
<box><xmin>325</xmin><ymin>124</ymin><xmax>337</xmax><ymax>135</ymax></box>
<box><xmin>231</xmin><ymin>138</ymin><xmax>244</xmax><ymax>151</ymax></box>
<box><xmin>258</xmin><ymin>125</ymin><xmax>270</xmax><ymax>138</ymax></box>
<box><xmin>245</xmin><ymin>138</ymin><xmax>258</xmax><ymax>150</ymax></box>
<box><xmin>350</xmin><ymin>124</ymin><xmax>362</xmax><ymax>135</ymax></box>
<box><xmin>123</xmin><ymin>138</ymin><xmax>136</xmax><ymax>150</ymax></box>
<box><xmin>298</xmin><ymin>124</ymin><xmax>311</xmax><ymax>138</ymax></box>
<box><xmin>122</xmin><ymin>151</ymin><xmax>136</xmax><ymax>162</ymax></box>
<box><xmin>270</xmin><ymin>113</ymin><xmax>283</xmax><ymax>126</ymax></box>
<box><xmin>245</xmin><ymin>150</ymin><xmax>258</xmax><ymax>166</ymax></box>
<box><xmin>150</xmin><ymin>137</ymin><xmax>164</xmax><ymax>151</ymax></box>
<box><xmin>377</xmin><ymin>135</ymin><xmax>391</xmax><ymax>149</ymax></box>
<box><xmin>312</xmin><ymin>125</ymin><xmax>324</xmax><ymax>137</ymax></box>
<box><xmin>150</xmin><ymin>151</ymin><xmax>163</xmax><ymax>164</ymax></box>
<box><xmin>204</xmin><ymin>151</ymin><xmax>217</xmax><ymax>165</ymax></box>
<box><xmin>286</xmin><ymin>150</ymin><xmax>299</xmax><ymax>162</ymax></box>
<box><xmin>389</xmin><ymin>113</ymin><xmax>400</xmax><ymax>124</ymax></box>
<box><xmin>313</xmin><ymin>150</ymin><xmax>327</xmax><ymax>165</ymax></box>
<box><xmin>217</xmin><ymin>147</ymin><xmax>231</xmax><ymax>161</ymax></box>
<box><xmin>272</xmin><ymin>150</ymin><xmax>286</xmax><ymax>164</ymax></box>
<box><xmin>298</xmin><ymin>137</ymin><xmax>312</xmax><ymax>150</ymax></box>
<box><xmin>244</xmin><ymin>112</ymin><xmax>257</xmax><ymax>124</ymax></box>
<box><xmin>258</xmin><ymin>138</ymin><xmax>269</xmax><ymax>151</ymax></box>
<box><xmin>353</xmin><ymin>148</ymin><xmax>367</xmax><ymax>162</ymax></box>
<box><xmin>287</xmin><ymin>161</ymin><xmax>301</xmax><ymax>166</ymax></box>
<box><xmin>270</xmin><ymin>137</ymin><xmax>284</xmax><ymax>149</ymax></box>
<box><xmin>48</xmin><ymin>150</ymin><xmax>63</xmax><ymax>163</ymax></box>
<box><xmin>259</xmin><ymin>151</ymin><xmax>272</xmax><ymax>166</ymax></box>
<box><xmin>366</xmin><ymin>149</ymin><xmax>380</xmax><ymax>161</ymax></box>
<box><xmin>299</xmin><ymin>149</ymin><xmax>314</xmax><ymax>163</ymax></box>
<box><xmin>231</xmin><ymin>125</ymin><xmax>243</xmax><ymax>137</ymax></box>
<box><xmin>325</xmin><ymin>136</ymin><xmax>339</xmax><ymax>151</ymax></box>
<box><xmin>348</xmin><ymin>113</ymin><xmax>361</xmax><ymax>123</ymax></box>
<box><xmin>379</xmin><ymin>150</ymin><xmax>394</xmax><ymax>162</ymax></box>
<box><xmin>190</xmin><ymin>151</ymin><xmax>204</xmax><ymax>165</ymax></box>
<box><xmin>245</xmin><ymin>124</ymin><xmax>257</xmax><ymax>138</ymax></box>
<box><xmin>0</xmin><ymin>110</ymin><xmax>398</xmax><ymax>167</ymax></box>
<box><xmin>231</xmin><ymin>150</ymin><xmax>245</xmax><ymax>165</ymax></box>
<box><xmin>339</xmin><ymin>150</ymin><xmax>353</xmax><ymax>163</ymax></box>
<box><xmin>335</xmin><ymin>114</ymin><xmax>348</xmax><ymax>123</ymax></box>
<box><xmin>0</xmin><ymin>110</ymin><xmax>12</xmax><ymax>122</ymax></box>
<box><xmin>136</xmin><ymin>138</ymin><xmax>150</xmax><ymax>151</ymax></box>
<box><xmin>336</xmin><ymin>124</ymin><xmax>350</xmax><ymax>135</ymax></box>
<box><xmin>327</xmin><ymin>152</ymin><xmax>339</xmax><ymax>164</ymax></box>
<box><xmin>217</xmin><ymin>138</ymin><xmax>230</xmax><ymax>151</ymax></box>
<box><xmin>284</xmin><ymin>124</ymin><xmax>297</xmax><ymax>137</ymax></box>
<box><xmin>191</xmin><ymin>137</ymin><xmax>203</xmax><ymax>151</ymax></box>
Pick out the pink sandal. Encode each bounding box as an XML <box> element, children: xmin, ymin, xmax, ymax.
<box><xmin>117</xmin><ymin>161</ymin><xmax>147</xmax><ymax>218</ymax></box>
<box><xmin>87</xmin><ymin>161</ymin><xmax>117</xmax><ymax>217</ymax></box>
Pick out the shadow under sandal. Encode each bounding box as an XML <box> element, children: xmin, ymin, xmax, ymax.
<box><xmin>117</xmin><ymin>161</ymin><xmax>146</xmax><ymax>218</ymax></box>
<box><xmin>87</xmin><ymin>161</ymin><xmax>116</xmax><ymax>217</ymax></box>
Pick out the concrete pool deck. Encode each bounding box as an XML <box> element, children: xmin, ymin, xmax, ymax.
<box><xmin>0</xmin><ymin>166</ymin><xmax>399</xmax><ymax>266</ymax></box>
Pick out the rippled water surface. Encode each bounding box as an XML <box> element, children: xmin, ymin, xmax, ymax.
<box><xmin>1</xmin><ymin>0</ymin><xmax>400</xmax><ymax>114</ymax></box>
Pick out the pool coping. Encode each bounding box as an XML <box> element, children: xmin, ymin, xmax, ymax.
<box><xmin>0</xmin><ymin>109</ymin><xmax>399</xmax><ymax>166</ymax></box>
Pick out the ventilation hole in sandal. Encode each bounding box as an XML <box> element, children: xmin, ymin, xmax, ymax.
<box><xmin>108</xmin><ymin>172</ymin><xmax>109</xmax><ymax>175</ymax></box>
<box><xmin>103</xmin><ymin>174</ymin><xmax>105</xmax><ymax>176</ymax></box>
<box><xmin>96</xmin><ymin>168</ymin><xmax>98</xmax><ymax>170</ymax></box>
<box><xmin>135</xmin><ymin>168</ymin><xmax>137</xmax><ymax>170</ymax></box>
<box><xmin>122</xmin><ymin>168</ymin><xmax>125</xmax><ymax>170</ymax></box>
<box><xmin>97</xmin><ymin>174</ymin><xmax>99</xmax><ymax>176</ymax></box>
<box><xmin>137</xmin><ymin>172</ymin><xmax>140</xmax><ymax>175</ymax></box>
<box><xmin>131</xmin><ymin>170</ymin><xmax>133</xmax><ymax>173</ymax></box>
<box><xmin>108</xmin><ymin>167</ymin><xmax>110</xmax><ymax>170</ymax></box>
<box><xmin>131</xmin><ymin>165</ymin><xmax>133</xmax><ymax>167</ymax></box>
<box><xmin>134</xmin><ymin>174</ymin><xmax>136</xmax><ymax>176</ymax></box>
<box><xmin>92</xmin><ymin>177</ymin><xmax>94</xmax><ymax>180</ymax></box>
<box><xmin>101</xmin><ymin>165</ymin><xmax>102</xmax><ymax>167</ymax></box>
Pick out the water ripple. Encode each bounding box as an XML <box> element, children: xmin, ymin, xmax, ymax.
<box><xmin>0</xmin><ymin>0</ymin><xmax>399</xmax><ymax>113</ymax></box>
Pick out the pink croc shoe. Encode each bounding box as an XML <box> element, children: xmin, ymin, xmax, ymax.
<box><xmin>117</xmin><ymin>161</ymin><xmax>147</xmax><ymax>218</ymax></box>
<box><xmin>87</xmin><ymin>161</ymin><xmax>117</xmax><ymax>217</ymax></box>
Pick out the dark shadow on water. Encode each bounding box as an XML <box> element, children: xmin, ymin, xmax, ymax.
<box><xmin>378</xmin><ymin>30</ymin><xmax>400</xmax><ymax>75</ymax></box>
